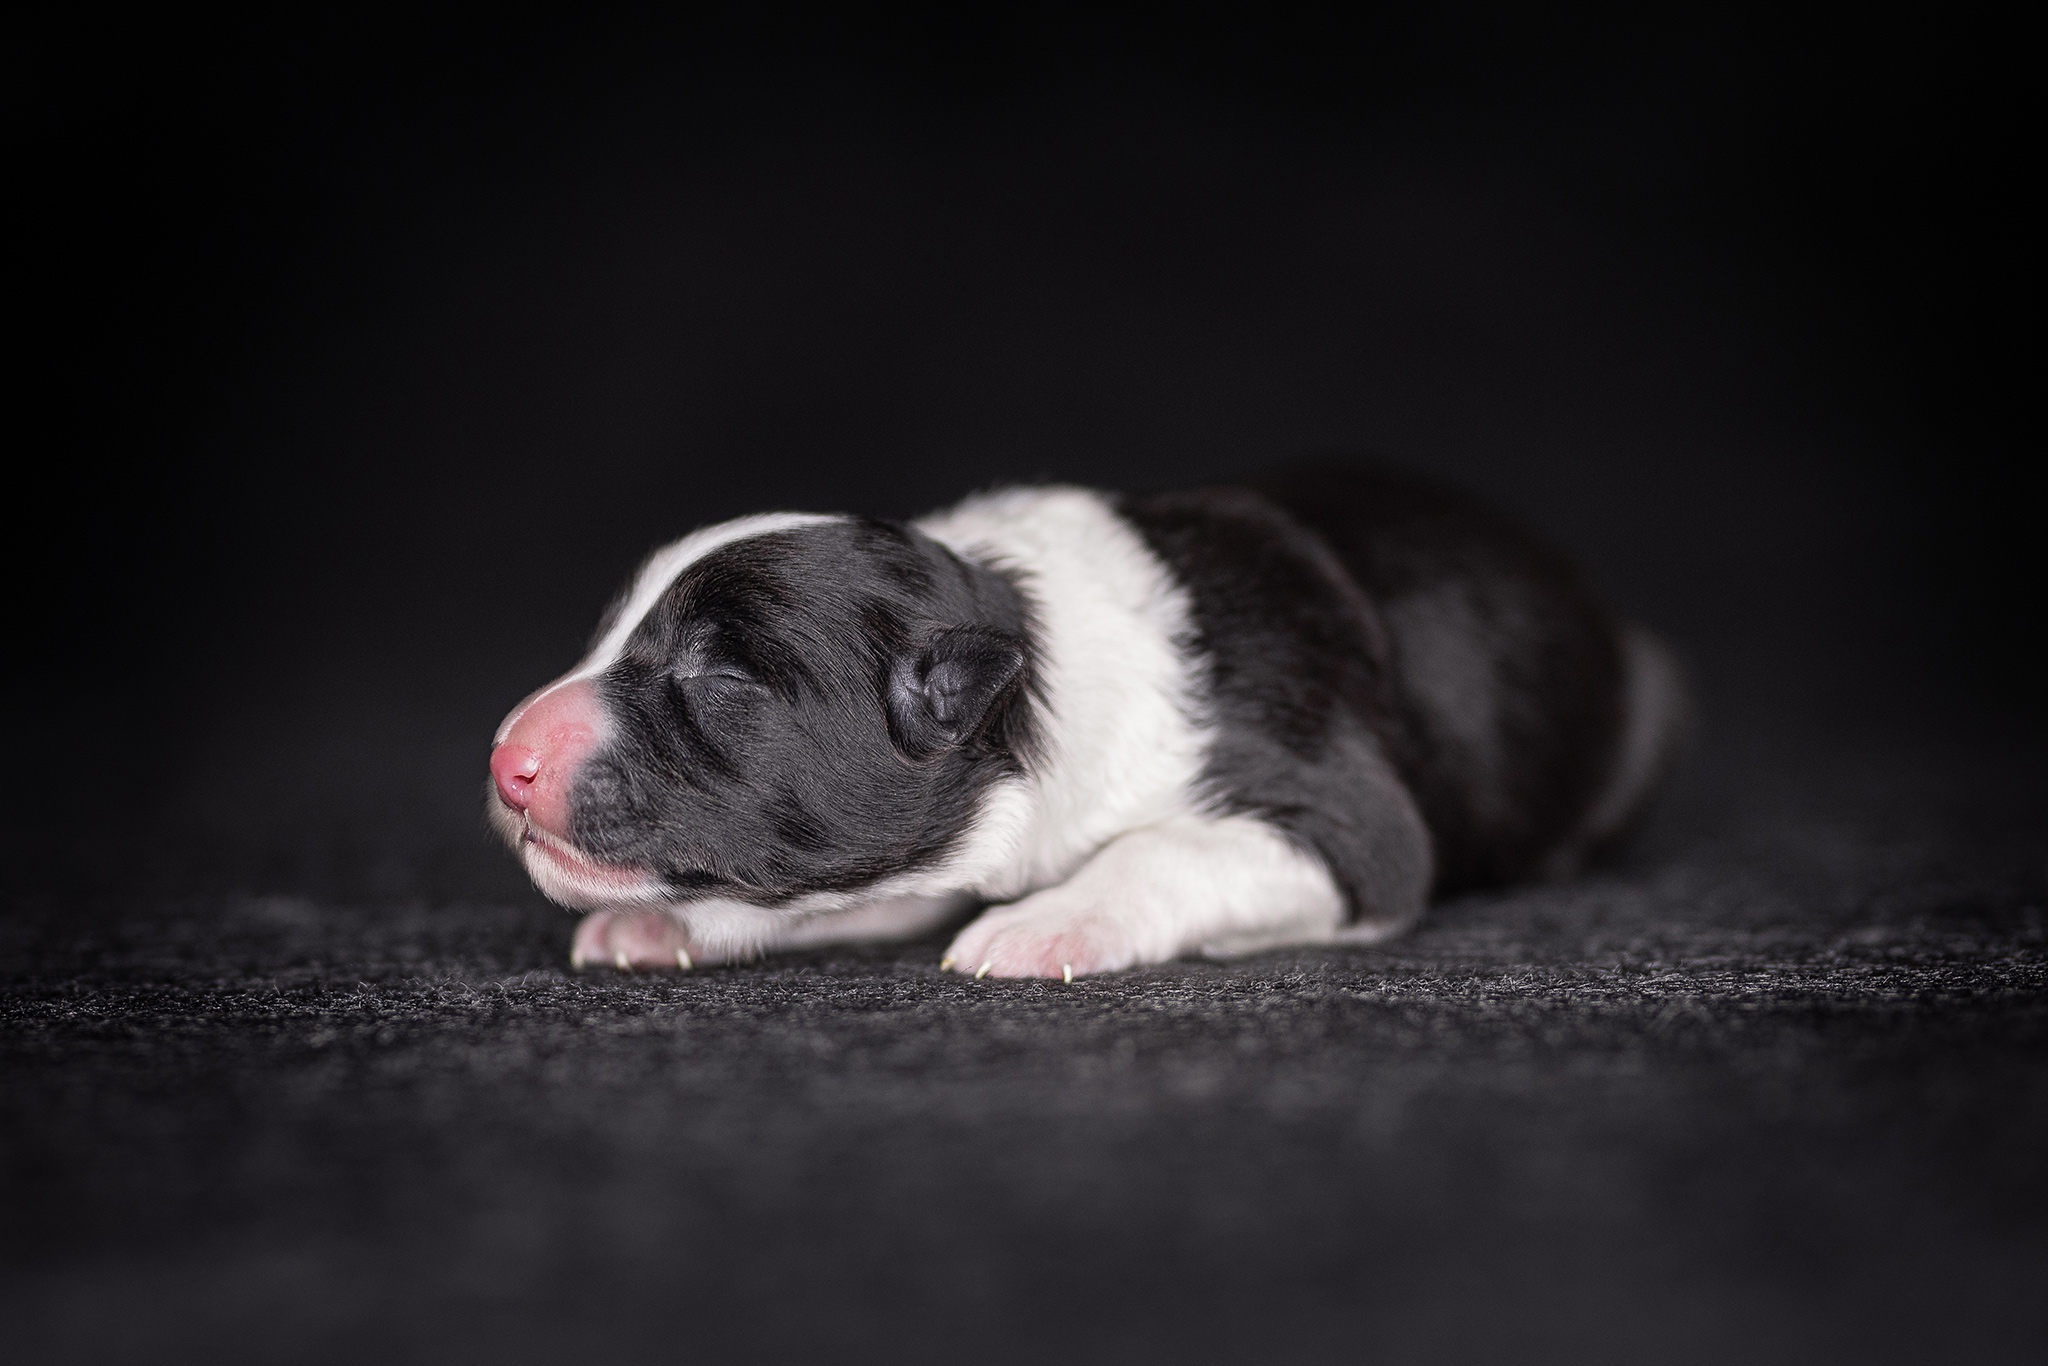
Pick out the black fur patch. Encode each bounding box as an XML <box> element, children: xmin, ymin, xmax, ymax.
<box><xmin>1123</xmin><ymin>462</ymin><xmax>1625</xmax><ymax>905</ymax></box>
<box><xmin>568</xmin><ymin>519</ymin><xmax>1036</xmax><ymax>904</ymax></box>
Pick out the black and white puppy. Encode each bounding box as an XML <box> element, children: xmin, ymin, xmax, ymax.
<box><xmin>487</xmin><ymin>464</ymin><xmax>1686</xmax><ymax>979</ymax></box>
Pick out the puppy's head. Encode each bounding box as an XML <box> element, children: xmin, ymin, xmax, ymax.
<box><xmin>487</xmin><ymin>514</ymin><xmax>1034</xmax><ymax>913</ymax></box>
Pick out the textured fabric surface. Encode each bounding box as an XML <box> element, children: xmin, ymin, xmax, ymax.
<box><xmin>5</xmin><ymin>714</ymin><xmax>2044</xmax><ymax>1365</ymax></box>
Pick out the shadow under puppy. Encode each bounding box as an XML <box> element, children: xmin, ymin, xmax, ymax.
<box><xmin>487</xmin><ymin>463</ymin><xmax>1687</xmax><ymax>979</ymax></box>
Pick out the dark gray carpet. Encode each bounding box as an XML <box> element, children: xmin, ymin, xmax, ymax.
<box><xmin>5</xmin><ymin>712</ymin><xmax>2045</xmax><ymax>1365</ymax></box>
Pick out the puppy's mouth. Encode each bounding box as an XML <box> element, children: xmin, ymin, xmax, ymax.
<box><xmin>521</xmin><ymin>818</ymin><xmax>637</xmax><ymax>878</ymax></box>
<box><xmin>512</xmin><ymin>813</ymin><xmax>666</xmax><ymax>909</ymax></box>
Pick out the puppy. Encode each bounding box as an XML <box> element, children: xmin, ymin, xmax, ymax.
<box><xmin>487</xmin><ymin>463</ymin><xmax>1686</xmax><ymax>978</ymax></box>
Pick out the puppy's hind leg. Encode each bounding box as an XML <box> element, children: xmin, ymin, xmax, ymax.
<box><xmin>942</xmin><ymin>814</ymin><xmax>1359</xmax><ymax>980</ymax></box>
<box><xmin>1543</xmin><ymin>625</ymin><xmax>1693</xmax><ymax>878</ymax></box>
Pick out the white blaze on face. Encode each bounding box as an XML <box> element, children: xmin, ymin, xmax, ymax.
<box><xmin>493</xmin><ymin>512</ymin><xmax>845</xmax><ymax>746</ymax></box>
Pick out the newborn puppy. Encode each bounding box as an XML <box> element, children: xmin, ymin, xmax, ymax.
<box><xmin>487</xmin><ymin>464</ymin><xmax>1686</xmax><ymax>978</ymax></box>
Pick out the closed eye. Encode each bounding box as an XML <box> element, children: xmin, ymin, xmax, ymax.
<box><xmin>666</xmin><ymin>671</ymin><xmax>769</xmax><ymax>777</ymax></box>
<box><xmin>673</xmin><ymin>671</ymin><xmax>770</xmax><ymax>709</ymax></box>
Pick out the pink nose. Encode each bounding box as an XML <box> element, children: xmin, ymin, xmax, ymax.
<box><xmin>490</xmin><ymin>744</ymin><xmax>541</xmax><ymax>810</ymax></box>
<box><xmin>489</xmin><ymin>678</ymin><xmax>605</xmax><ymax>837</ymax></box>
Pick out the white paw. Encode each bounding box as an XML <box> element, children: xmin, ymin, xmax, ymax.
<box><xmin>940</xmin><ymin>896</ymin><xmax>1149</xmax><ymax>980</ymax></box>
<box><xmin>569</xmin><ymin>909</ymin><xmax>712</xmax><ymax>971</ymax></box>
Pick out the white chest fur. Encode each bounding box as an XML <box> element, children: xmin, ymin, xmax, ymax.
<box><xmin>915</xmin><ymin>486</ymin><xmax>1214</xmax><ymax>901</ymax></box>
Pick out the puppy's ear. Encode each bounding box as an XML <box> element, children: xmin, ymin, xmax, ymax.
<box><xmin>886</xmin><ymin>626</ymin><xmax>1026</xmax><ymax>758</ymax></box>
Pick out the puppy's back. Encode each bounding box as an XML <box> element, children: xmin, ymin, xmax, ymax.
<box><xmin>1251</xmin><ymin>461</ymin><xmax>1682</xmax><ymax>894</ymax></box>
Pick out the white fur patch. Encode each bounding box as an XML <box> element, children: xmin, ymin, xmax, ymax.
<box><xmin>940</xmin><ymin>813</ymin><xmax>1347</xmax><ymax>977</ymax></box>
<box><xmin>913</xmin><ymin>487</ymin><xmax>1216</xmax><ymax>902</ymax></box>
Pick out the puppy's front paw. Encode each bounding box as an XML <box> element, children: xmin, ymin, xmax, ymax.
<box><xmin>570</xmin><ymin>909</ymin><xmax>708</xmax><ymax>972</ymax></box>
<box><xmin>941</xmin><ymin>897</ymin><xmax>1145</xmax><ymax>980</ymax></box>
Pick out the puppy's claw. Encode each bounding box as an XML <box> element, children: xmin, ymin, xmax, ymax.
<box><xmin>974</xmin><ymin>961</ymin><xmax>992</xmax><ymax>980</ymax></box>
<box><xmin>939</xmin><ymin>957</ymin><xmax>955</xmax><ymax>971</ymax></box>
<box><xmin>613</xmin><ymin>950</ymin><xmax>630</xmax><ymax>972</ymax></box>
<box><xmin>676</xmin><ymin>947</ymin><xmax>693</xmax><ymax>971</ymax></box>
<box><xmin>1062</xmin><ymin>963</ymin><xmax>1074</xmax><ymax>983</ymax></box>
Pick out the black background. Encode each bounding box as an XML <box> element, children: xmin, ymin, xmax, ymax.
<box><xmin>12</xmin><ymin>2</ymin><xmax>2036</xmax><ymax>893</ymax></box>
